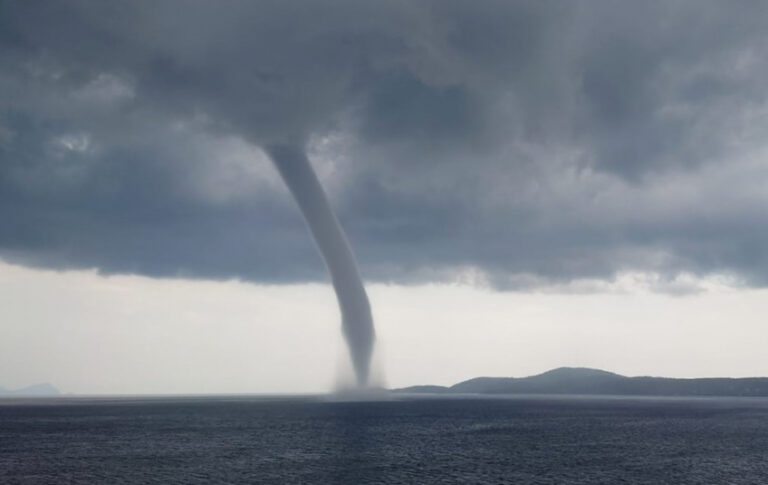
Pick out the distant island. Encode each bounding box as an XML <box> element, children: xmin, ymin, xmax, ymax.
<box><xmin>393</xmin><ymin>367</ymin><xmax>768</xmax><ymax>397</ymax></box>
<box><xmin>0</xmin><ymin>383</ymin><xmax>60</xmax><ymax>397</ymax></box>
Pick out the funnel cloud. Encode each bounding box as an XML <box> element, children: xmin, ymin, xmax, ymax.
<box><xmin>266</xmin><ymin>145</ymin><xmax>374</xmax><ymax>386</ymax></box>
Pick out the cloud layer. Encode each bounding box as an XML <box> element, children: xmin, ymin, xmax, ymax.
<box><xmin>2</xmin><ymin>1</ymin><xmax>768</xmax><ymax>289</ymax></box>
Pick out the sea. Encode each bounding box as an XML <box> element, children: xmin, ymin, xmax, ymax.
<box><xmin>2</xmin><ymin>394</ymin><xmax>767</xmax><ymax>484</ymax></box>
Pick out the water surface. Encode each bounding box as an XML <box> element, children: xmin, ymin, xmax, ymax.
<box><xmin>2</xmin><ymin>395</ymin><xmax>767</xmax><ymax>484</ymax></box>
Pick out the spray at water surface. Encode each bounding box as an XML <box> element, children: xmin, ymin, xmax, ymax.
<box><xmin>266</xmin><ymin>144</ymin><xmax>375</xmax><ymax>387</ymax></box>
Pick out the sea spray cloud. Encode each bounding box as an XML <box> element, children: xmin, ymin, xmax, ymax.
<box><xmin>2</xmin><ymin>1</ymin><xmax>768</xmax><ymax>289</ymax></box>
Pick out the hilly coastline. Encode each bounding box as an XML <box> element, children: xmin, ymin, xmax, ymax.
<box><xmin>0</xmin><ymin>383</ymin><xmax>60</xmax><ymax>397</ymax></box>
<box><xmin>394</xmin><ymin>367</ymin><xmax>768</xmax><ymax>397</ymax></box>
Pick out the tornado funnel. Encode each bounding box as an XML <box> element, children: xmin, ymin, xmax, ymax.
<box><xmin>266</xmin><ymin>144</ymin><xmax>375</xmax><ymax>386</ymax></box>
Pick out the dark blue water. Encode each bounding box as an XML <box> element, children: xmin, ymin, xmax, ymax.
<box><xmin>2</xmin><ymin>395</ymin><xmax>768</xmax><ymax>484</ymax></box>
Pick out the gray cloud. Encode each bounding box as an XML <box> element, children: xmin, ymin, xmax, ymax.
<box><xmin>1</xmin><ymin>1</ymin><xmax>768</xmax><ymax>289</ymax></box>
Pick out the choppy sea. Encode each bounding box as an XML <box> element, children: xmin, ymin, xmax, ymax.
<box><xmin>2</xmin><ymin>394</ymin><xmax>768</xmax><ymax>484</ymax></box>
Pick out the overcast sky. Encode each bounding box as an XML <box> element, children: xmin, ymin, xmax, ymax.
<box><xmin>2</xmin><ymin>1</ymin><xmax>768</xmax><ymax>393</ymax></box>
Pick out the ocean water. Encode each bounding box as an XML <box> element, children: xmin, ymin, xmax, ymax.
<box><xmin>2</xmin><ymin>395</ymin><xmax>768</xmax><ymax>484</ymax></box>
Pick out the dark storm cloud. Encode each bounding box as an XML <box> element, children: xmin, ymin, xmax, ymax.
<box><xmin>2</xmin><ymin>1</ymin><xmax>768</xmax><ymax>289</ymax></box>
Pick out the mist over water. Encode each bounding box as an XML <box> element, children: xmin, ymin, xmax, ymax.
<box><xmin>266</xmin><ymin>144</ymin><xmax>375</xmax><ymax>387</ymax></box>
